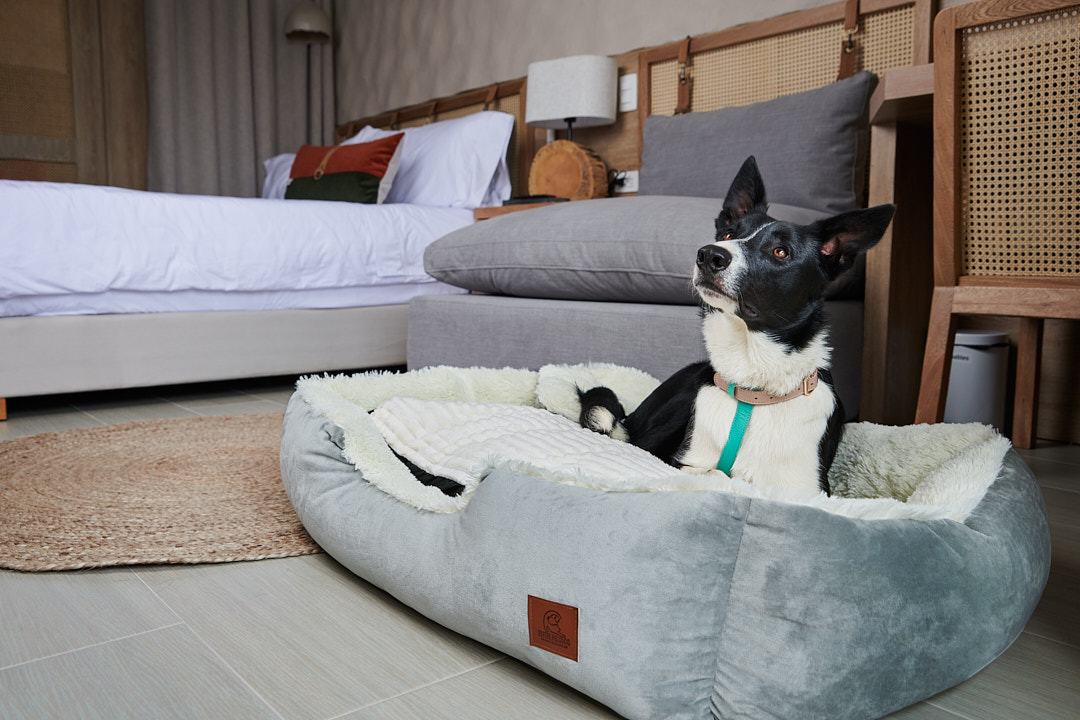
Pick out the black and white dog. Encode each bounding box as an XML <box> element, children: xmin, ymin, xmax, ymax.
<box><xmin>580</xmin><ymin>156</ymin><xmax>894</xmax><ymax>494</ymax></box>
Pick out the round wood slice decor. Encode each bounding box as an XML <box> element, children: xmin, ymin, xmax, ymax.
<box><xmin>528</xmin><ymin>140</ymin><xmax>608</xmax><ymax>200</ymax></box>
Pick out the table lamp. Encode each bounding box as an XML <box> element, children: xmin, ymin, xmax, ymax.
<box><xmin>525</xmin><ymin>55</ymin><xmax>617</xmax><ymax>200</ymax></box>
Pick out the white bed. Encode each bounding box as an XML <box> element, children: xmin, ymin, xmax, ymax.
<box><xmin>0</xmin><ymin>180</ymin><xmax>472</xmax><ymax>318</ymax></box>
<box><xmin>0</xmin><ymin>111</ymin><xmax>516</xmax><ymax>416</ymax></box>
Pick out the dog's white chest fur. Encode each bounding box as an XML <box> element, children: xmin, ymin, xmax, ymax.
<box><xmin>680</xmin><ymin>308</ymin><xmax>837</xmax><ymax>493</ymax></box>
<box><xmin>678</xmin><ymin>383</ymin><xmax>835</xmax><ymax>492</ymax></box>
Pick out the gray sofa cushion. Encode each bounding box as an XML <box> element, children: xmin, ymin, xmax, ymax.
<box><xmin>424</xmin><ymin>196</ymin><xmax>832</xmax><ymax>305</ymax></box>
<box><xmin>639</xmin><ymin>71</ymin><xmax>877</xmax><ymax>214</ymax></box>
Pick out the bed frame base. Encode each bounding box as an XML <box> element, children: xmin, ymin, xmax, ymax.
<box><xmin>0</xmin><ymin>304</ymin><xmax>409</xmax><ymax>417</ymax></box>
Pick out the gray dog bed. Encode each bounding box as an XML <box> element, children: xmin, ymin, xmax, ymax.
<box><xmin>280</xmin><ymin>365</ymin><xmax>1050</xmax><ymax>720</ymax></box>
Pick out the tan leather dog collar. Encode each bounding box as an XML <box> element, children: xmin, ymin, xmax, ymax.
<box><xmin>712</xmin><ymin>370</ymin><xmax>819</xmax><ymax>406</ymax></box>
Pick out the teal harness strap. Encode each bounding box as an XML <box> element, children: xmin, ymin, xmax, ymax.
<box><xmin>716</xmin><ymin>383</ymin><xmax>753</xmax><ymax>475</ymax></box>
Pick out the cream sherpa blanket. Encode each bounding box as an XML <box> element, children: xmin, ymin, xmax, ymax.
<box><xmin>296</xmin><ymin>364</ymin><xmax>1011</xmax><ymax>521</ymax></box>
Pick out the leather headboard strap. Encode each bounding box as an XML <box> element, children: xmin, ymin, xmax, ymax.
<box><xmin>838</xmin><ymin>0</ymin><xmax>861</xmax><ymax>79</ymax></box>
<box><xmin>675</xmin><ymin>36</ymin><xmax>693</xmax><ymax>114</ymax></box>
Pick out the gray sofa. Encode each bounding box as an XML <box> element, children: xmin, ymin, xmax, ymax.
<box><xmin>408</xmin><ymin>292</ymin><xmax>865</xmax><ymax>418</ymax></box>
<box><xmin>407</xmin><ymin>72</ymin><xmax>878</xmax><ymax>420</ymax></box>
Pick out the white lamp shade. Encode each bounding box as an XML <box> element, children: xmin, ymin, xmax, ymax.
<box><xmin>525</xmin><ymin>55</ymin><xmax>618</xmax><ymax>129</ymax></box>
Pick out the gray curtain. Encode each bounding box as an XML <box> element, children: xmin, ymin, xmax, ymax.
<box><xmin>145</xmin><ymin>0</ymin><xmax>335</xmax><ymax>197</ymax></box>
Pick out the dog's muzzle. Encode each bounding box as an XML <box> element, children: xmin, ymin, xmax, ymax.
<box><xmin>697</xmin><ymin>245</ymin><xmax>732</xmax><ymax>276</ymax></box>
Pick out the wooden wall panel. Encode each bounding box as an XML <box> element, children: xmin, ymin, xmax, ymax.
<box><xmin>98</xmin><ymin>0</ymin><xmax>147</xmax><ymax>190</ymax></box>
<box><xmin>0</xmin><ymin>0</ymin><xmax>76</xmax><ymax>140</ymax></box>
<box><xmin>67</xmin><ymin>0</ymin><xmax>106</xmax><ymax>185</ymax></box>
<box><xmin>0</xmin><ymin>0</ymin><xmax>146</xmax><ymax>189</ymax></box>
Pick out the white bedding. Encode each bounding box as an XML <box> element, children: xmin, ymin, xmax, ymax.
<box><xmin>0</xmin><ymin>180</ymin><xmax>473</xmax><ymax>318</ymax></box>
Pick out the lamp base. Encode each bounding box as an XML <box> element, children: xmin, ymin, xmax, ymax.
<box><xmin>528</xmin><ymin>140</ymin><xmax>608</xmax><ymax>201</ymax></box>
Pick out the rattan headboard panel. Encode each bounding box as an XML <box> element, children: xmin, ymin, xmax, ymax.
<box><xmin>957</xmin><ymin>5</ymin><xmax>1079</xmax><ymax>279</ymax></box>
<box><xmin>648</xmin><ymin>4</ymin><xmax>920</xmax><ymax>116</ymax></box>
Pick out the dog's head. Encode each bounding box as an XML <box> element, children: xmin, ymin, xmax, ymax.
<box><xmin>693</xmin><ymin>156</ymin><xmax>894</xmax><ymax>345</ymax></box>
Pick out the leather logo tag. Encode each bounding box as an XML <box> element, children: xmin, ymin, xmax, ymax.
<box><xmin>528</xmin><ymin>595</ymin><xmax>578</xmax><ymax>662</ymax></box>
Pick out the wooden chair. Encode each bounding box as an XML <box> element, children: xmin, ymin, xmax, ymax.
<box><xmin>915</xmin><ymin>0</ymin><xmax>1080</xmax><ymax>448</ymax></box>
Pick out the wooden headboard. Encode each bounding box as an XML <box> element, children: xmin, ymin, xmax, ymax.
<box><xmin>562</xmin><ymin>0</ymin><xmax>936</xmax><ymax>180</ymax></box>
<box><xmin>637</xmin><ymin>0</ymin><xmax>933</xmax><ymax>127</ymax></box>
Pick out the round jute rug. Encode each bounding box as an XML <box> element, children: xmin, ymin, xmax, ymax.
<box><xmin>0</xmin><ymin>413</ymin><xmax>321</xmax><ymax>571</ymax></box>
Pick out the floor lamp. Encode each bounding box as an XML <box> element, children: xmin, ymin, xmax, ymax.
<box><xmin>284</xmin><ymin>0</ymin><xmax>332</xmax><ymax>144</ymax></box>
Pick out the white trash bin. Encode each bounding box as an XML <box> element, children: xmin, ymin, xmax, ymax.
<box><xmin>943</xmin><ymin>329</ymin><xmax>1010</xmax><ymax>429</ymax></box>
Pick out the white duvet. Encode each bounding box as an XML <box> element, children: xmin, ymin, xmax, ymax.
<box><xmin>0</xmin><ymin>180</ymin><xmax>473</xmax><ymax>317</ymax></box>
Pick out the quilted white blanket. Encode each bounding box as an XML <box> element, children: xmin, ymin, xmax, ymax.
<box><xmin>372</xmin><ymin>397</ymin><xmax>688</xmax><ymax>494</ymax></box>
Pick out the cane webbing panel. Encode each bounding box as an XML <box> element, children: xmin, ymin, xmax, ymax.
<box><xmin>958</xmin><ymin>6</ymin><xmax>1079</xmax><ymax>278</ymax></box>
<box><xmin>649</xmin><ymin>59</ymin><xmax>681</xmax><ymax>117</ymax></box>
<box><xmin>649</xmin><ymin>6</ymin><xmax>915</xmax><ymax>116</ymax></box>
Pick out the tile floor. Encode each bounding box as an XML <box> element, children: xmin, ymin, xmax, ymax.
<box><xmin>0</xmin><ymin>376</ymin><xmax>1077</xmax><ymax>719</ymax></box>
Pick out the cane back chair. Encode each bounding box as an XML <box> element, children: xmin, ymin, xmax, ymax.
<box><xmin>915</xmin><ymin>0</ymin><xmax>1079</xmax><ymax>447</ymax></box>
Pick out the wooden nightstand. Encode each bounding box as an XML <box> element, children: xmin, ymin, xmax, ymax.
<box><xmin>472</xmin><ymin>202</ymin><xmax>561</xmax><ymax>221</ymax></box>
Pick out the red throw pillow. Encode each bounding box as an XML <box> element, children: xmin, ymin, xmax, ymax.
<box><xmin>286</xmin><ymin>133</ymin><xmax>404</xmax><ymax>204</ymax></box>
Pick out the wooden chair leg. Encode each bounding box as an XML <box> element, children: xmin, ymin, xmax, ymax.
<box><xmin>915</xmin><ymin>287</ymin><xmax>958</xmax><ymax>425</ymax></box>
<box><xmin>0</xmin><ymin>398</ymin><xmax>6</xmax><ymax>421</ymax></box>
<box><xmin>1011</xmin><ymin>317</ymin><xmax>1043</xmax><ymax>449</ymax></box>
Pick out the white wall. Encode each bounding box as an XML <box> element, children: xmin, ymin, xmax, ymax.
<box><xmin>335</xmin><ymin>0</ymin><xmax>830</xmax><ymax>122</ymax></box>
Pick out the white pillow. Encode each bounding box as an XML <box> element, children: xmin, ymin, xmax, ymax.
<box><xmin>261</xmin><ymin>153</ymin><xmax>295</xmax><ymax>199</ymax></box>
<box><xmin>344</xmin><ymin>111</ymin><xmax>514</xmax><ymax>209</ymax></box>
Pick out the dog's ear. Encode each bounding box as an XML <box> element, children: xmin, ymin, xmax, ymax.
<box><xmin>813</xmin><ymin>204</ymin><xmax>895</xmax><ymax>279</ymax></box>
<box><xmin>718</xmin><ymin>156</ymin><xmax>767</xmax><ymax>225</ymax></box>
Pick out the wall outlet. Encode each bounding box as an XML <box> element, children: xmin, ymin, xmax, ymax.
<box><xmin>615</xmin><ymin>169</ymin><xmax>639</xmax><ymax>194</ymax></box>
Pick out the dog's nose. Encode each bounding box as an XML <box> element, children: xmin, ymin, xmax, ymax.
<box><xmin>697</xmin><ymin>245</ymin><xmax>731</xmax><ymax>274</ymax></box>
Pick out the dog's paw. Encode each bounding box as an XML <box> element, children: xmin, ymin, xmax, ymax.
<box><xmin>582</xmin><ymin>405</ymin><xmax>620</xmax><ymax>435</ymax></box>
<box><xmin>580</xmin><ymin>405</ymin><xmax>629</xmax><ymax>442</ymax></box>
<box><xmin>578</xmin><ymin>386</ymin><xmax>627</xmax><ymax>440</ymax></box>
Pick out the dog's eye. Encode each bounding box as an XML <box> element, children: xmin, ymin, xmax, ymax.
<box><xmin>773</xmin><ymin>247</ymin><xmax>789</xmax><ymax>259</ymax></box>
<box><xmin>723</xmin><ymin>232</ymin><xmax>734</xmax><ymax>241</ymax></box>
